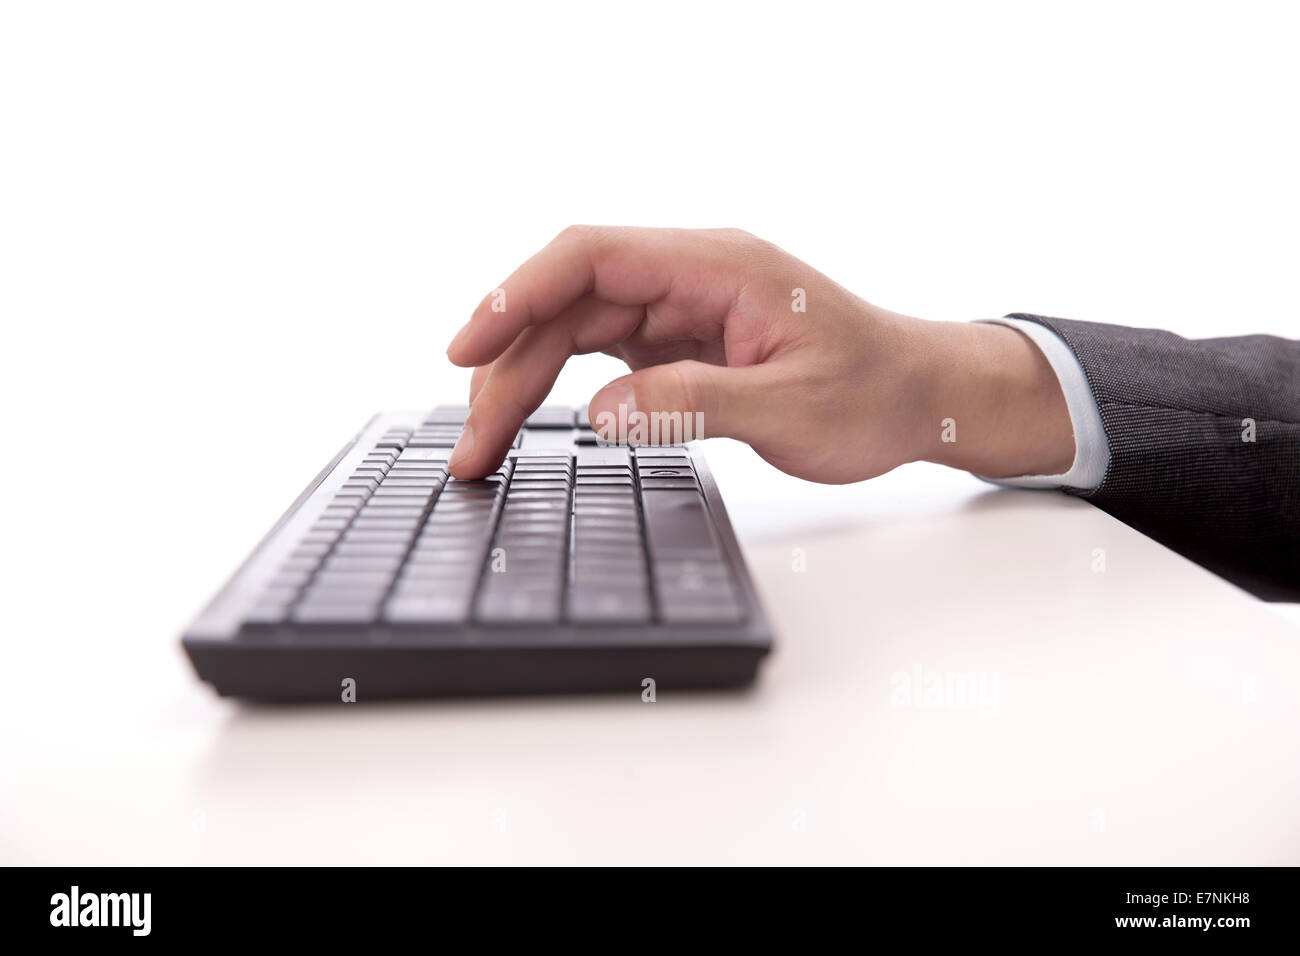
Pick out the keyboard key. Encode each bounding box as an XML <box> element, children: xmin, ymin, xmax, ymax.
<box><xmin>424</xmin><ymin>405</ymin><xmax>469</xmax><ymax>425</ymax></box>
<box><xmin>292</xmin><ymin>601</ymin><xmax>380</xmax><ymax>624</ymax></box>
<box><xmin>331</xmin><ymin>542</ymin><xmax>410</xmax><ymax>558</ymax></box>
<box><xmin>500</xmin><ymin>498</ymin><xmax>569</xmax><ymax>512</ymax></box>
<box><xmin>654</xmin><ymin>558</ymin><xmax>732</xmax><ymax>591</ymax></box>
<box><xmin>634</xmin><ymin>447</ymin><xmax>688</xmax><ymax>459</ymax></box>
<box><xmin>478</xmin><ymin>587</ymin><xmax>562</xmax><ymax>622</ymax></box>
<box><xmin>371</xmin><ymin>486</ymin><xmax>438</xmax><ymax>499</ymax></box>
<box><xmin>640</xmin><ymin>490</ymin><xmax>718</xmax><ymax>556</ymax></box>
<box><xmin>568</xmin><ymin>586</ymin><xmax>651</xmax><ymax>623</ymax></box>
<box><xmin>399</xmin><ymin>447</ymin><xmax>451</xmax><ymax>463</ymax></box>
<box><xmin>637</xmin><ymin>464</ymin><xmax>694</xmax><ymax>477</ymax></box>
<box><xmin>575</xmin><ymin>475</ymin><xmax>635</xmax><ymax>486</ymax></box>
<box><xmin>385</xmin><ymin>595</ymin><xmax>469</xmax><ymax>623</ymax></box>
<box><xmin>342</xmin><ymin>529</ymin><xmax>415</xmax><ymax>543</ymax></box>
<box><xmin>380</xmin><ymin>475</ymin><xmax>444</xmax><ymax>485</ymax></box>
<box><xmin>266</xmin><ymin>568</ymin><xmax>314</xmax><ymax>589</ymax></box>
<box><xmin>403</xmin><ymin>549</ymin><xmax>481</xmax><ymax>567</ymax></box>
<box><xmin>525</xmin><ymin>406</ymin><xmax>579</xmax><ymax>428</ymax></box>
<box><xmin>350</xmin><ymin>518</ymin><xmax>422</xmax><ymax>532</ymax></box>
<box><xmin>639</xmin><ymin>477</ymin><xmax>699</xmax><ymax>490</ymax></box>
<box><xmin>576</xmin><ymin>446</ymin><xmax>632</xmax><ymax>466</ymax></box>
<box><xmin>244</xmin><ymin>600</ymin><xmax>292</xmax><ymax>625</ymax></box>
<box><xmin>309</xmin><ymin>581</ymin><xmax>395</xmax><ymax>607</ymax></box>
<box><xmin>388</xmin><ymin>462</ymin><xmax>446</xmax><ymax>473</ymax></box>
<box><xmin>506</xmin><ymin>478</ymin><xmax>570</xmax><ymax>491</ymax></box>
<box><xmin>658</xmin><ymin>596</ymin><xmax>743</xmax><ymax>624</ymax></box>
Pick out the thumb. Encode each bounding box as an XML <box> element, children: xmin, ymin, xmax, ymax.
<box><xmin>588</xmin><ymin>359</ymin><xmax>776</xmax><ymax>446</ymax></box>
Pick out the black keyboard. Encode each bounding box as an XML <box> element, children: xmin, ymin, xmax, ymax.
<box><xmin>182</xmin><ymin>405</ymin><xmax>773</xmax><ymax>699</ymax></box>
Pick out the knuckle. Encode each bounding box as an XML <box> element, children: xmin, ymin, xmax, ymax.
<box><xmin>715</xmin><ymin>227</ymin><xmax>779</xmax><ymax>261</ymax></box>
<box><xmin>556</xmin><ymin>223</ymin><xmax>604</xmax><ymax>245</ymax></box>
<box><xmin>717</xmin><ymin>227</ymin><xmax>763</xmax><ymax>249</ymax></box>
<box><xmin>665</xmin><ymin>360</ymin><xmax>713</xmax><ymax>415</ymax></box>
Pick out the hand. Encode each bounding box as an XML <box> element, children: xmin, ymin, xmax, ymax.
<box><xmin>444</xmin><ymin>226</ymin><xmax>1074</xmax><ymax>483</ymax></box>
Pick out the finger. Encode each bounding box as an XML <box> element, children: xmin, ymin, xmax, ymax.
<box><xmin>450</xmin><ymin>295</ymin><xmax>646</xmax><ymax>477</ymax></box>
<box><xmin>469</xmin><ymin>363</ymin><xmax>492</xmax><ymax>403</ymax></box>
<box><xmin>446</xmin><ymin>226</ymin><xmax>733</xmax><ymax>369</ymax></box>
<box><xmin>587</xmin><ymin>359</ymin><xmax>785</xmax><ymax>448</ymax></box>
<box><xmin>448</xmin><ymin>320</ymin><xmax>574</xmax><ymax>479</ymax></box>
<box><xmin>468</xmin><ymin>298</ymin><xmax>642</xmax><ymax>406</ymax></box>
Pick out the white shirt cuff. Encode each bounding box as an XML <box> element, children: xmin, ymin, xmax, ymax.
<box><xmin>975</xmin><ymin>317</ymin><xmax>1110</xmax><ymax>492</ymax></box>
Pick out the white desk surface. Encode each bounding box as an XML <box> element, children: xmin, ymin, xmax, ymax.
<box><xmin>3</xmin><ymin>438</ymin><xmax>1297</xmax><ymax>866</ymax></box>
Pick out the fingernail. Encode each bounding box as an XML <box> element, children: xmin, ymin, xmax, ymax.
<box><xmin>592</xmin><ymin>385</ymin><xmax>636</xmax><ymax>440</ymax></box>
<box><xmin>448</xmin><ymin>425</ymin><xmax>474</xmax><ymax>469</ymax></box>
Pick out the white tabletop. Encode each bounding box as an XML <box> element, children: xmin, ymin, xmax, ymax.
<box><xmin>3</xmin><ymin>438</ymin><xmax>1296</xmax><ymax>866</ymax></box>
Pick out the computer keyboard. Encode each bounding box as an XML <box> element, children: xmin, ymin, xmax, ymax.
<box><xmin>182</xmin><ymin>405</ymin><xmax>773</xmax><ymax>700</ymax></box>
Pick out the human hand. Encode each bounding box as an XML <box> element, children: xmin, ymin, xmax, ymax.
<box><xmin>445</xmin><ymin>226</ymin><xmax>1073</xmax><ymax>483</ymax></box>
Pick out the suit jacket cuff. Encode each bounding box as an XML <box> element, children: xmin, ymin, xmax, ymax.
<box><xmin>974</xmin><ymin>316</ymin><xmax>1110</xmax><ymax>491</ymax></box>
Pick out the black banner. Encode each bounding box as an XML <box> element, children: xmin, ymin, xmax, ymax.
<box><xmin>0</xmin><ymin>866</ymin><xmax>1294</xmax><ymax>944</ymax></box>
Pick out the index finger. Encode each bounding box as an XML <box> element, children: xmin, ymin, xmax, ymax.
<box><xmin>445</xmin><ymin>225</ymin><xmax>683</xmax><ymax>369</ymax></box>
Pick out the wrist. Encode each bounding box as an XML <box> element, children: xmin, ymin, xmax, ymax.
<box><xmin>907</xmin><ymin>319</ymin><xmax>1075</xmax><ymax>477</ymax></box>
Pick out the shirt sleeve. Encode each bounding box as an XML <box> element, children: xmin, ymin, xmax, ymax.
<box><xmin>974</xmin><ymin>316</ymin><xmax>1110</xmax><ymax>492</ymax></box>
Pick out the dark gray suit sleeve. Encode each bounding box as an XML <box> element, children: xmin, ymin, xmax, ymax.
<box><xmin>1008</xmin><ymin>314</ymin><xmax>1300</xmax><ymax>601</ymax></box>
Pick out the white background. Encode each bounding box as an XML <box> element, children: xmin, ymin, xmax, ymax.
<box><xmin>1</xmin><ymin>1</ymin><xmax>1297</xmax><ymax>864</ymax></box>
<box><xmin>5</xmin><ymin>0</ymin><xmax>1298</xmax><ymax>591</ymax></box>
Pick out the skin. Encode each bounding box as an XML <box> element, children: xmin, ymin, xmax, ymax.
<box><xmin>445</xmin><ymin>226</ymin><xmax>1074</xmax><ymax>484</ymax></box>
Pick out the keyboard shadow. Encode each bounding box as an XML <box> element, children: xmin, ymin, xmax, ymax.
<box><xmin>187</xmin><ymin>678</ymin><xmax>774</xmax><ymax>794</ymax></box>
